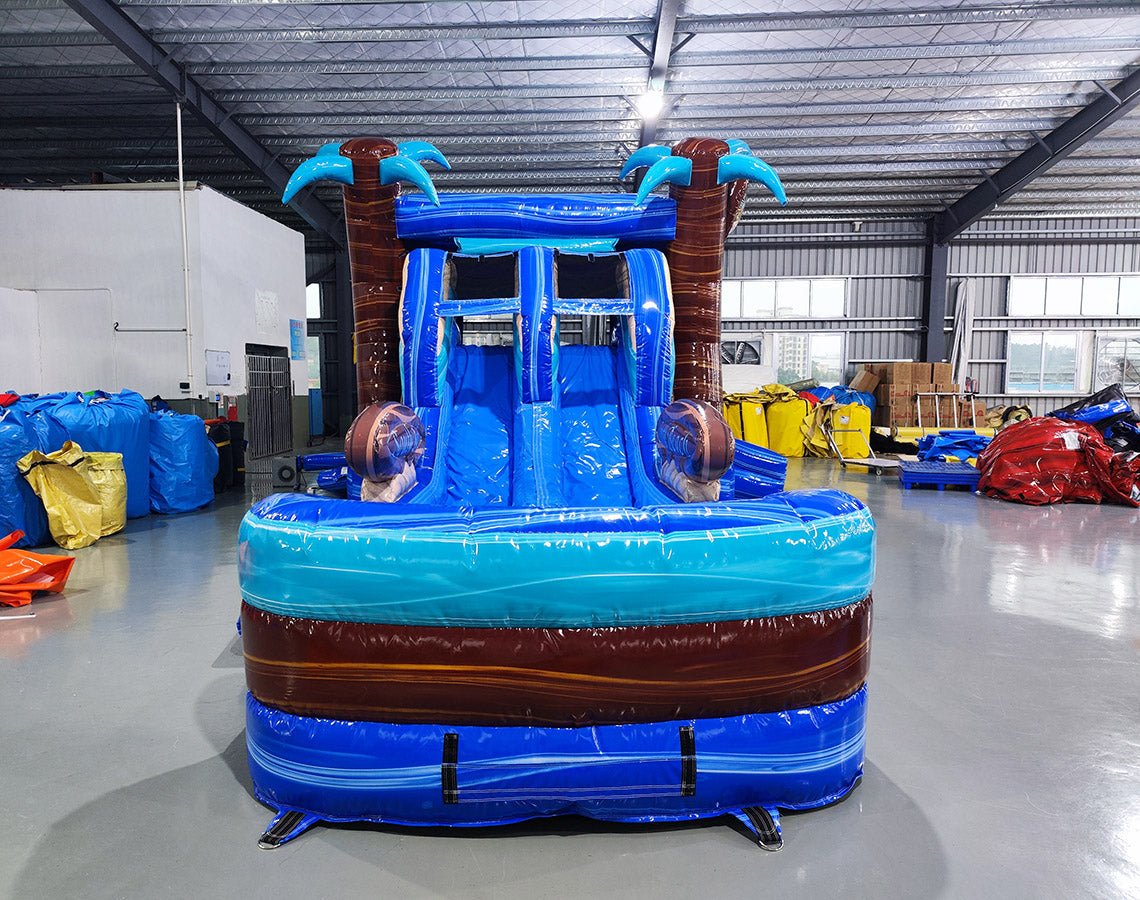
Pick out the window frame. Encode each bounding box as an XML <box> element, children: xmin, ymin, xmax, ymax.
<box><xmin>1007</xmin><ymin>274</ymin><xmax>1140</xmax><ymax>318</ymax></box>
<box><xmin>721</xmin><ymin>277</ymin><xmax>849</xmax><ymax>320</ymax></box>
<box><xmin>1004</xmin><ymin>329</ymin><xmax>1083</xmax><ymax>394</ymax></box>
<box><xmin>305</xmin><ymin>282</ymin><xmax>323</xmax><ymax>320</ymax></box>
<box><xmin>771</xmin><ymin>330</ymin><xmax>848</xmax><ymax>385</ymax></box>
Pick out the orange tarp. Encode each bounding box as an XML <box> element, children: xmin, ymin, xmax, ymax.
<box><xmin>0</xmin><ymin>530</ymin><xmax>76</xmax><ymax>607</ymax></box>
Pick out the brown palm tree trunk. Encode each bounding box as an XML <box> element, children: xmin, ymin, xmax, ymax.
<box><xmin>667</xmin><ymin>137</ymin><xmax>731</xmax><ymax>405</ymax></box>
<box><xmin>339</xmin><ymin>138</ymin><xmax>404</xmax><ymax>409</ymax></box>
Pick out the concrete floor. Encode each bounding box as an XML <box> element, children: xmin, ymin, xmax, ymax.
<box><xmin>2</xmin><ymin>459</ymin><xmax>1138</xmax><ymax>899</ymax></box>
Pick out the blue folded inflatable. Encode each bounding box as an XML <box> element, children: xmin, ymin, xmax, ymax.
<box><xmin>917</xmin><ymin>429</ymin><xmax>992</xmax><ymax>462</ymax></box>
<box><xmin>807</xmin><ymin>385</ymin><xmax>876</xmax><ymax>412</ymax></box>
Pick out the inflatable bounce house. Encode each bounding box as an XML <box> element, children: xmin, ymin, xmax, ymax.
<box><xmin>238</xmin><ymin>137</ymin><xmax>875</xmax><ymax>850</ymax></box>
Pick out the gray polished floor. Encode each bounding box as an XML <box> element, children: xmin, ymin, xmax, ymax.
<box><xmin>2</xmin><ymin>459</ymin><xmax>1138</xmax><ymax>898</ymax></box>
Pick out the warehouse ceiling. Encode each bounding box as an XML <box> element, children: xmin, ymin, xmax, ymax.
<box><xmin>3</xmin><ymin>0</ymin><xmax>1140</xmax><ymax>247</ymax></box>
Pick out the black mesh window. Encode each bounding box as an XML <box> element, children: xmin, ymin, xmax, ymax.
<box><xmin>449</xmin><ymin>254</ymin><xmax>519</xmax><ymax>301</ymax></box>
<box><xmin>556</xmin><ymin>254</ymin><xmax>629</xmax><ymax>300</ymax></box>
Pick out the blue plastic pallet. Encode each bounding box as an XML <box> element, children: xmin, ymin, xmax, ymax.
<box><xmin>898</xmin><ymin>459</ymin><xmax>980</xmax><ymax>491</ymax></box>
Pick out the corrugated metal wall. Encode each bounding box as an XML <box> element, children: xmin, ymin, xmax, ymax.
<box><xmin>724</xmin><ymin>216</ymin><xmax>1140</xmax><ymax>414</ymax></box>
<box><xmin>950</xmin><ymin>217</ymin><xmax>1140</xmax><ymax>413</ymax></box>
<box><xmin>724</xmin><ymin>219</ymin><xmax>927</xmax><ymax>375</ymax></box>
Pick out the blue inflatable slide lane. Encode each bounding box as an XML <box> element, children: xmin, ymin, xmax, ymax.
<box><xmin>244</xmin><ymin>138</ymin><xmax>874</xmax><ymax>851</ymax></box>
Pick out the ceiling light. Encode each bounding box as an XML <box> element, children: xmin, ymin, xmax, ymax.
<box><xmin>637</xmin><ymin>90</ymin><xmax>665</xmax><ymax>121</ymax></box>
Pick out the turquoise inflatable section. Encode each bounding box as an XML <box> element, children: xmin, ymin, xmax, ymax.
<box><xmin>238</xmin><ymin>489</ymin><xmax>874</xmax><ymax>627</ymax></box>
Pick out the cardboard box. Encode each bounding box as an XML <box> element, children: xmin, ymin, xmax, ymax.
<box><xmin>958</xmin><ymin>399</ymin><xmax>987</xmax><ymax>423</ymax></box>
<box><xmin>881</xmin><ymin>362</ymin><xmax>932</xmax><ymax>384</ymax></box>
<box><xmin>848</xmin><ymin>367</ymin><xmax>880</xmax><ymax>393</ymax></box>
<box><xmin>882</xmin><ymin>363</ymin><xmax>909</xmax><ymax>383</ymax></box>
<box><xmin>867</xmin><ymin>363</ymin><xmax>900</xmax><ymax>383</ymax></box>
<box><xmin>931</xmin><ymin>363</ymin><xmax>953</xmax><ymax>388</ymax></box>
<box><xmin>885</xmin><ymin>383</ymin><xmax>915</xmax><ymax>401</ymax></box>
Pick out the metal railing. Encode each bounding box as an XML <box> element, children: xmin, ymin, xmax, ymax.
<box><xmin>914</xmin><ymin>392</ymin><xmax>980</xmax><ymax>431</ymax></box>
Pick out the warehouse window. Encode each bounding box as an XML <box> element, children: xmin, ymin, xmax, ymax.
<box><xmin>306</xmin><ymin>336</ymin><xmax>321</xmax><ymax>390</ymax></box>
<box><xmin>773</xmin><ymin>333</ymin><xmax>844</xmax><ymax>384</ymax></box>
<box><xmin>1094</xmin><ymin>333</ymin><xmax>1140</xmax><ymax>391</ymax></box>
<box><xmin>306</xmin><ymin>283</ymin><xmax>322</xmax><ymax>319</ymax></box>
<box><xmin>1006</xmin><ymin>331</ymin><xmax>1080</xmax><ymax>393</ymax></box>
<box><xmin>721</xmin><ymin>278</ymin><xmax>846</xmax><ymax>319</ymax></box>
<box><xmin>1008</xmin><ymin>275</ymin><xmax>1140</xmax><ymax>317</ymax></box>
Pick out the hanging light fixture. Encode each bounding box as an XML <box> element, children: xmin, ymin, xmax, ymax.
<box><xmin>636</xmin><ymin>89</ymin><xmax>665</xmax><ymax>121</ymax></box>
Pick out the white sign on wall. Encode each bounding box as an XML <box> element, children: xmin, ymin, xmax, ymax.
<box><xmin>254</xmin><ymin>289</ymin><xmax>279</xmax><ymax>335</ymax></box>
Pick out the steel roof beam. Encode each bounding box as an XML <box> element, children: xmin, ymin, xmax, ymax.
<box><xmin>636</xmin><ymin>0</ymin><xmax>682</xmax><ymax>146</ymax></box>
<box><xmin>0</xmin><ymin>64</ymin><xmax>1127</xmax><ymax>98</ymax></box>
<box><xmin>101</xmin><ymin>0</ymin><xmax>1140</xmax><ymax>17</ymax></box>
<box><xmin>934</xmin><ymin>68</ymin><xmax>1140</xmax><ymax>242</ymax></box>
<box><xmin>96</xmin><ymin>0</ymin><xmax>1140</xmax><ymax>26</ymax></box>
<box><xmin>8</xmin><ymin>35</ymin><xmax>1140</xmax><ymax>79</ymax></box>
<box><xmin>162</xmin><ymin>67</ymin><xmax>1133</xmax><ymax>103</ymax></box>
<box><xmin>54</xmin><ymin>0</ymin><xmax>343</xmax><ymax>245</ymax></box>
<box><xmin>6</xmin><ymin>139</ymin><xmax>1130</xmax><ymax>169</ymax></box>
<box><xmin>13</xmin><ymin>2</ymin><xmax>1137</xmax><ymax>44</ymax></box>
<box><xmin>159</xmin><ymin>93</ymin><xmax>1124</xmax><ymax>123</ymax></box>
<box><xmin>14</xmin><ymin>159</ymin><xmax>1127</xmax><ymax>193</ymax></box>
<box><xmin>6</xmin><ymin>115</ymin><xmax>1113</xmax><ymax>145</ymax></box>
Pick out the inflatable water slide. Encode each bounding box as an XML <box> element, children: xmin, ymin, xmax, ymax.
<box><xmin>238</xmin><ymin>137</ymin><xmax>875</xmax><ymax>850</ymax></box>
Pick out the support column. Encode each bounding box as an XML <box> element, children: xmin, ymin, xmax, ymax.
<box><xmin>922</xmin><ymin>222</ymin><xmax>950</xmax><ymax>364</ymax></box>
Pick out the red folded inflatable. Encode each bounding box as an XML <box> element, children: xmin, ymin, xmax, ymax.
<box><xmin>976</xmin><ymin>417</ymin><xmax>1140</xmax><ymax>506</ymax></box>
<box><xmin>0</xmin><ymin>531</ymin><xmax>76</xmax><ymax>607</ymax></box>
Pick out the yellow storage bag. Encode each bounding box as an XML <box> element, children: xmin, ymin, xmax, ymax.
<box><xmin>802</xmin><ymin>401</ymin><xmax>873</xmax><ymax>460</ymax></box>
<box><xmin>723</xmin><ymin>393</ymin><xmax>769</xmax><ymax>446</ymax></box>
<box><xmin>723</xmin><ymin>397</ymin><xmax>744</xmax><ymax>441</ymax></box>
<box><xmin>829</xmin><ymin>402</ymin><xmax>872</xmax><ymax>459</ymax></box>
<box><xmin>85</xmin><ymin>451</ymin><xmax>127</xmax><ymax>537</ymax></box>
<box><xmin>17</xmin><ymin>441</ymin><xmax>104</xmax><ymax>550</ymax></box>
<box><xmin>761</xmin><ymin>385</ymin><xmax>810</xmax><ymax>458</ymax></box>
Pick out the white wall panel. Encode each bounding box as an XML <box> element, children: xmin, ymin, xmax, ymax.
<box><xmin>0</xmin><ymin>288</ymin><xmax>40</xmax><ymax>391</ymax></box>
<box><xmin>196</xmin><ymin>188</ymin><xmax>307</xmax><ymax>395</ymax></box>
<box><xmin>0</xmin><ymin>185</ymin><xmax>305</xmax><ymax>398</ymax></box>
<box><xmin>35</xmin><ymin>289</ymin><xmax>115</xmax><ymax>392</ymax></box>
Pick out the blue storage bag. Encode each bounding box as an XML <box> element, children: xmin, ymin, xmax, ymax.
<box><xmin>0</xmin><ymin>406</ymin><xmax>51</xmax><ymax>547</ymax></box>
<box><xmin>149</xmin><ymin>411</ymin><xmax>219</xmax><ymax>514</ymax></box>
<box><xmin>11</xmin><ymin>393</ymin><xmax>70</xmax><ymax>453</ymax></box>
<box><xmin>51</xmin><ymin>391</ymin><xmax>151</xmax><ymax>518</ymax></box>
